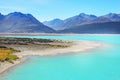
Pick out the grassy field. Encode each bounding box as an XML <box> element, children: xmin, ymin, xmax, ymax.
<box><xmin>0</xmin><ymin>47</ymin><xmax>19</xmax><ymax>64</ymax></box>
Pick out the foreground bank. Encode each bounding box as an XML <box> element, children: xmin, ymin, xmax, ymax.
<box><xmin>0</xmin><ymin>37</ymin><xmax>102</xmax><ymax>74</ymax></box>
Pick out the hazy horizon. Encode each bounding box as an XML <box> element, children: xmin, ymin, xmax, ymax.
<box><xmin>0</xmin><ymin>0</ymin><xmax>120</xmax><ymax>21</ymax></box>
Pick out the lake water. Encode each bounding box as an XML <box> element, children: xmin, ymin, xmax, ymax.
<box><xmin>0</xmin><ymin>35</ymin><xmax>120</xmax><ymax>80</ymax></box>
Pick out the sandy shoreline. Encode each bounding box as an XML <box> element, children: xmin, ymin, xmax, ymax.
<box><xmin>0</xmin><ymin>40</ymin><xmax>102</xmax><ymax>74</ymax></box>
<box><xmin>16</xmin><ymin>40</ymin><xmax>102</xmax><ymax>56</ymax></box>
<box><xmin>0</xmin><ymin>55</ymin><xmax>24</xmax><ymax>74</ymax></box>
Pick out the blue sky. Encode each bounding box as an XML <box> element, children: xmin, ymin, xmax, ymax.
<box><xmin>0</xmin><ymin>0</ymin><xmax>120</xmax><ymax>21</ymax></box>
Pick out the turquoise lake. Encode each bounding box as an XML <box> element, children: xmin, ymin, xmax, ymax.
<box><xmin>0</xmin><ymin>35</ymin><xmax>120</xmax><ymax>80</ymax></box>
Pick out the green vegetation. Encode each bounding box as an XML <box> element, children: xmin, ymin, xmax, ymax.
<box><xmin>0</xmin><ymin>47</ymin><xmax>20</xmax><ymax>64</ymax></box>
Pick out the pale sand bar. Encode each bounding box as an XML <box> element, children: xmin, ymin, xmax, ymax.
<box><xmin>16</xmin><ymin>40</ymin><xmax>102</xmax><ymax>56</ymax></box>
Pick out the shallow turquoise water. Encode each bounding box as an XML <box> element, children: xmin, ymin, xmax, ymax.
<box><xmin>0</xmin><ymin>35</ymin><xmax>120</xmax><ymax>80</ymax></box>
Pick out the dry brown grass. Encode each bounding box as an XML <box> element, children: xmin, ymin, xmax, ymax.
<box><xmin>0</xmin><ymin>48</ymin><xmax>19</xmax><ymax>63</ymax></box>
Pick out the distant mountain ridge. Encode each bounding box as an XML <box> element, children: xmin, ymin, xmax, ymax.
<box><xmin>104</xmin><ymin>13</ymin><xmax>120</xmax><ymax>21</ymax></box>
<box><xmin>43</xmin><ymin>18</ymin><xmax>64</xmax><ymax>30</ymax></box>
<box><xmin>43</xmin><ymin>13</ymin><xmax>120</xmax><ymax>30</ymax></box>
<box><xmin>0</xmin><ymin>12</ymin><xmax>55</xmax><ymax>33</ymax></box>
<box><xmin>63</xmin><ymin>13</ymin><xmax>97</xmax><ymax>29</ymax></box>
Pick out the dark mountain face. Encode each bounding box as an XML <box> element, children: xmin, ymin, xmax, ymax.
<box><xmin>0</xmin><ymin>13</ymin><xmax>5</xmax><ymax>32</ymax></box>
<box><xmin>43</xmin><ymin>18</ymin><xmax>64</xmax><ymax>30</ymax></box>
<box><xmin>0</xmin><ymin>13</ymin><xmax>4</xmax><ymax>22</ymax></box>
<box><xmin>0</xmin><ymin>12</ymin><xmax>55</xmax><ymax>33</ymax></box>
<box><xmin>0</xmin><ymin>13</ymin><xmax>4</xmax><ymax>20</ymax></box>
<box><xmin>58</xmin><ymin>22</ymin><xmax>120</xmax><ymax>34</ymax></box>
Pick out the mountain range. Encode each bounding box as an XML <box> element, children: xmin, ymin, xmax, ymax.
<box><xmin>0</xmin><ymin>12</ymin><xmax>55</xmax><ymax>33</ymax></box>
<box><xmin>0</xmin><ymin>12</ymin><xmax>120</xmax><ymax>34</ymax></box>
<box><xmin>43</xmin><ymin>13</ymin><xmax>120</xmax><ymax>31</ymax></box>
